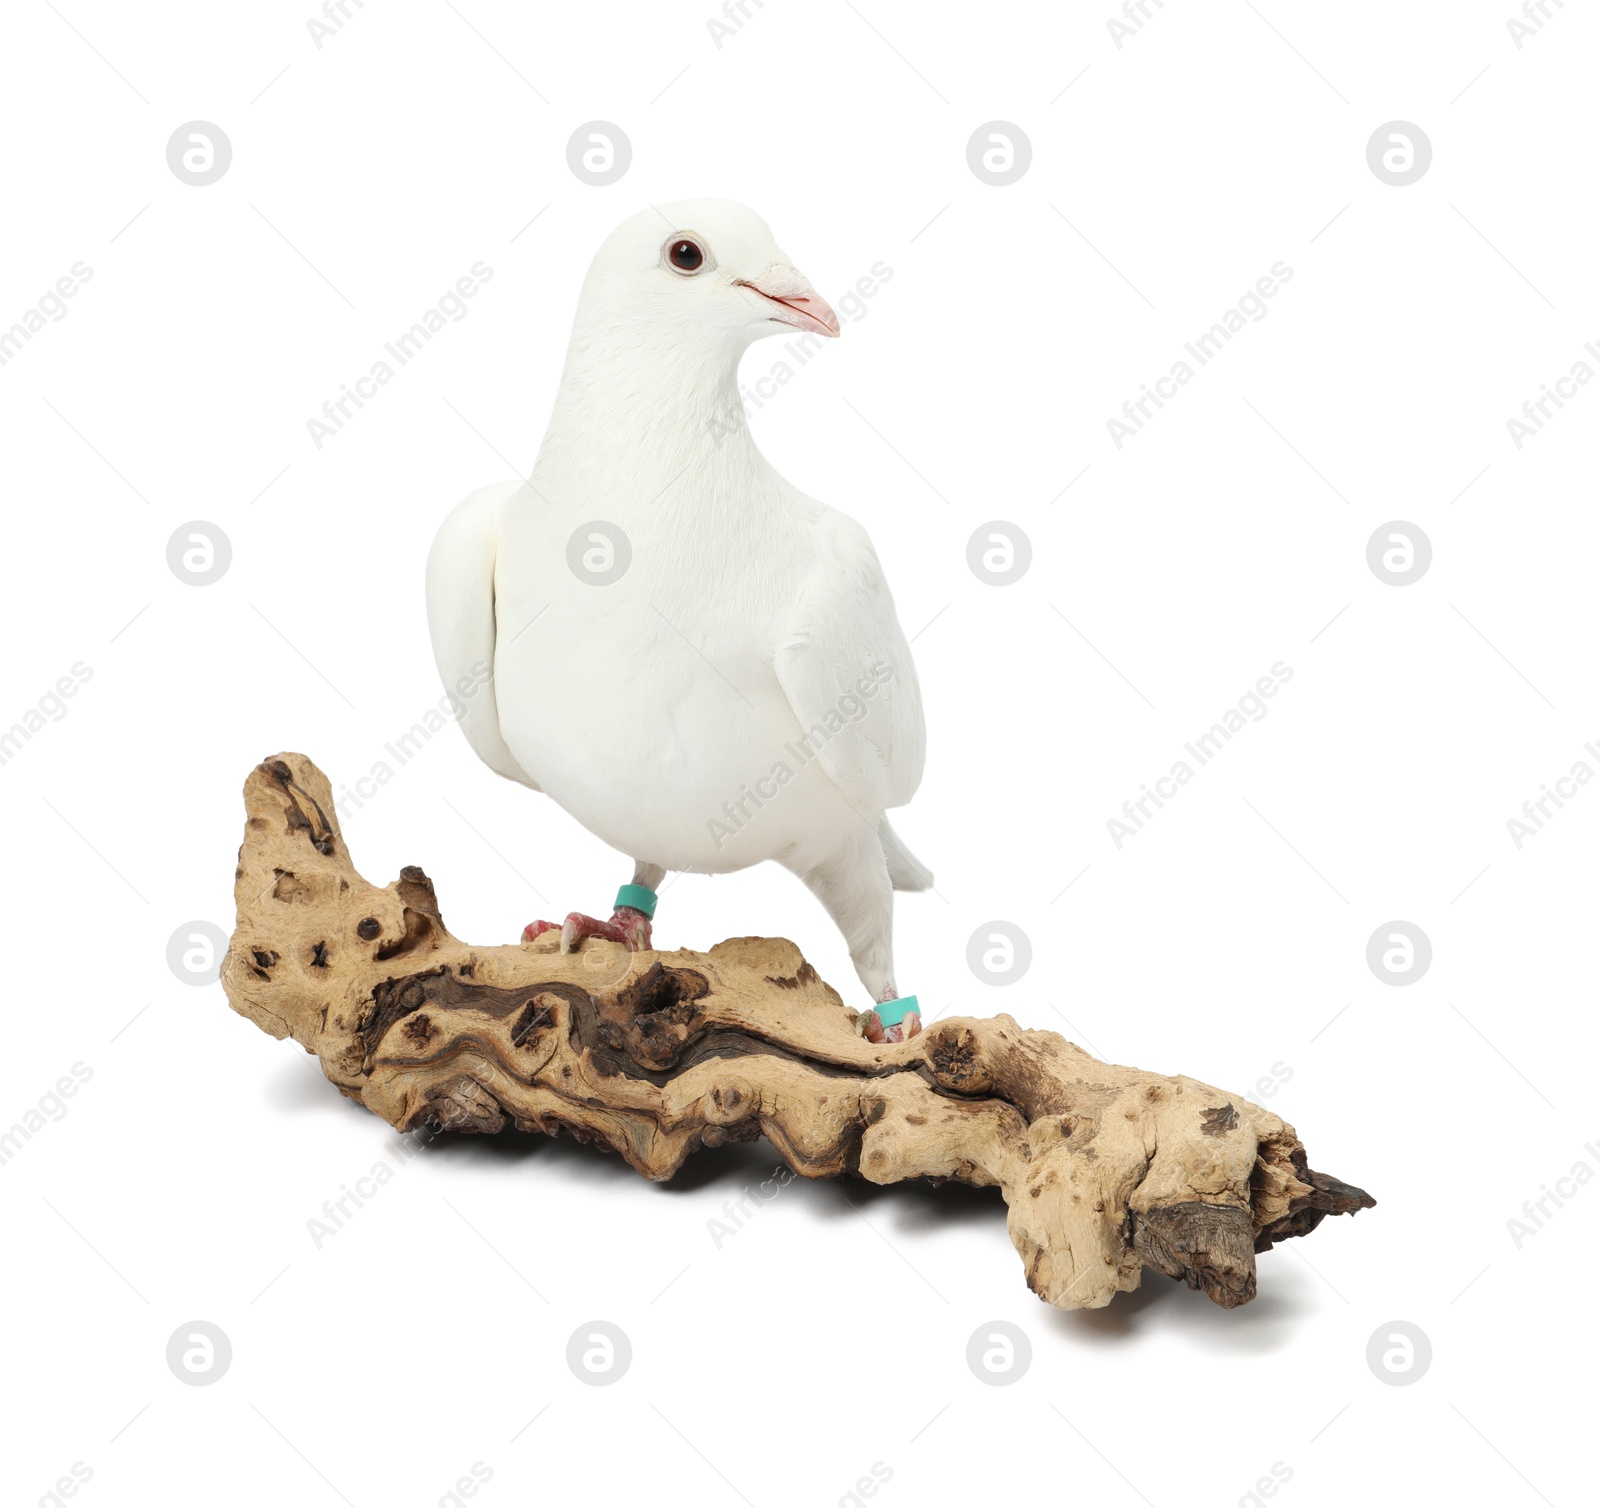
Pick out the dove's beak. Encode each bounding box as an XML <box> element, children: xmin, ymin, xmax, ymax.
<box><xmin>734</xmin><ymin>267</ymin><xmax>841</xmax><ymax>338</ymax></box>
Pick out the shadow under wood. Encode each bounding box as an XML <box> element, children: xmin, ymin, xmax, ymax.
<box><xmin>264</xmin><ymin>1055</ymin><xmax>371</xmax><ymax>1120</ymax></box>
<box><xmin>1049</xmin><ymin>1247</ymin><xmax>1323</xmax><ymax>1353</ymax></box>
<box><xmin>400</xmin><ymin>1124</ymin><xmax>1008</xmax><ymax>1236</ymax></box>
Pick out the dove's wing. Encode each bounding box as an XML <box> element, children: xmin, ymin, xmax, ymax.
<box><xmin>773</xmin><ymin>508</ymin><xmax>925</xmax><ymax>815</ymax></box>
<box><xmin>425</xmin><ymin>483</ymin><xmax>540</xmax><ymax>791</ymax></box>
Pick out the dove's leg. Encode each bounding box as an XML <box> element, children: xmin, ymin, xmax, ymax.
<box><xmin>797</xmin><ymin>827</ymin><xmax>922</xmax><ymax>1044</ymax></box>
<box><xmin>522</xmin><ymin>862</ymin><xmax>666</xmax><ymax>952</ymax></box>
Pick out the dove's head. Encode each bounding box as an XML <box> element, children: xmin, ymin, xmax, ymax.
<box><xmin>579</xmin><ymin>198</ymin><xmax>840</xmax><ymax>358</ymax></box>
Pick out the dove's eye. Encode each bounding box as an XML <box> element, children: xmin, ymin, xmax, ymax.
<box><xmin>663</xmin><ymin>234</ymin><xmax>710</xmax><ymax>275</ymax></box>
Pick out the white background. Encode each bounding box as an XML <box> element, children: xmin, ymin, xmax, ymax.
<box><xmin>3</xmin><ymin>2</ymin><xmax>1596</xmax><ymax>1504</ymax></box>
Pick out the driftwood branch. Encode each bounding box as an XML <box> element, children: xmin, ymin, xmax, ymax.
<box><xmin>221</xmin><ymin>753</ymin><xmax>1373</xmax><ymax>1310</ymax></box>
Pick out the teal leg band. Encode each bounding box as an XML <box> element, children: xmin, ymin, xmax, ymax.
<box><xmin>614</xmin><ymin>884</ymin><xmax>658</xmax><ymax>919</ymax></box>
<box><xmin>874</xmin><ymin>994</ymin><xmax>920</xmax><ymax>1027</ymax></box>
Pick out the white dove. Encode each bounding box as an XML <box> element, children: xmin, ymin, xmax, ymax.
<box><xmin>426</xmin><ymin>199</ymin><xmax>931</xmax><ymax>1041</ymax></box>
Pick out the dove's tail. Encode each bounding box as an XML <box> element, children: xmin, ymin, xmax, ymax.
<box><xmin>879</xmin><ymin>817</ymin><xmax>933</xmax><ymax>891</ymax></box>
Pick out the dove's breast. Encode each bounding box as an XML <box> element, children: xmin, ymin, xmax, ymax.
<box><xmin>486</xmin><ymin>477</ymin><xmax>842</xmax><ymax>872</ymax></box>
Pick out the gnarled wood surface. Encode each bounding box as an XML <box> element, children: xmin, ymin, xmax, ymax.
<box><xmin>221</xmin><ymin>752</ymin><xmax>1374</xmax><ymax>1310</ymax></box>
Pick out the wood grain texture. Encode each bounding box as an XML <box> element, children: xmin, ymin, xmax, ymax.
<box><xmin>222</xmin><ymin>752</ymin><xmax>1374</xmax><ymax>1310</ymax></box>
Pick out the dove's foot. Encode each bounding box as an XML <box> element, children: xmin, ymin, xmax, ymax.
<box><xmin>521</xmin><ymin>907</ymin><xmax>653</xmax><ymax>952</ymax></box>
<box><xmin>856</xmin><ymin>992</ymin><xmax>922</xmax><ymax>1045</ymax></box>
<box><xmin>858</xmin><ymin>1009</ymin><xmax>922</xmax><ymax>1044</ymax></box>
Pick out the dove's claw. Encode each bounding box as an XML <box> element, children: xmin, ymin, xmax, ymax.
<box><xmin>522</xmin><ymin>908</ymin><xmax>653</xmax><ymax>952</ymax></box>
<box><xmin>883</xmin><ymin>1009</ymin><xmax>922</xmax><ymax>1043</ymax></box>
<box><xmin>855</xmin><ymin>1006</ymin><xmax>922</xmax><ymax>1044</ymax></box>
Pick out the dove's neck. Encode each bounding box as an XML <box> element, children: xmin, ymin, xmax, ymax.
<box><xmin>531</xmin><ymin>314</ymin><xmax>772</xmax><ymax>511</ymax></box>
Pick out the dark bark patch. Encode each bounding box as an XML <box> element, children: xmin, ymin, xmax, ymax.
<box><xmin>616</xmin><ymin>962</ymin><xmax>709</xmax><ymax>1017</ymax></box>
<box><xmin>361</xmin><ymin>969</ymin><xmax>590</xmax><ymax>1058</ymax></box>
<box><xmin>262</xmin><ymin>759</ymin><xmax>336</xmax><ymax>856</ymax></box>
<box><xmin>928</xmin><ymin>1030</ymin><xmax>979</xmax><ymax>1087</ymax></box>
<box><xmin>1133</xmin><ymin>1202</ymin><xmax>1256</xmax><ymax>1307</ymax></box>
<box><xmin>763</xmin><ymin>961</ymin><xmax>818</xmax><ymax>990</ymax></box>
<box><xmin>409</xmin><ymin>1073</ymin><xmax>505</xmax><ymax>1134</ymax></box>
<box><xmin>1304</xmin><ymin>1166</ymin><xmax>1377</xmax><ymax>1214</ymax></box>
<box><xmin>511</xmin><ymin>997</ymin><xmax>554</xmax><ymax>1048</ymax></box>
<box><xmin>1201</xmin><ymin>1103</ymin><xmax>1240</xmax><ymax>1137</ymax></box>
